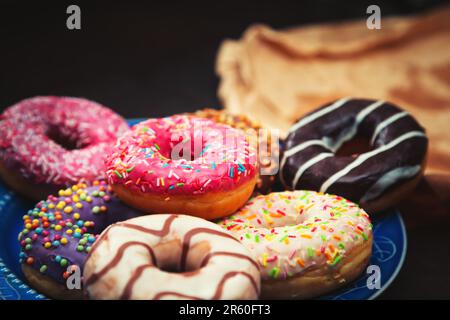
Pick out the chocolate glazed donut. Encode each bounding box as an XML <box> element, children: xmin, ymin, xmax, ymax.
<box><xmin>280</xmin><ymin>98</ymin><xmax>428</xmax><ymax>213</ymax></box>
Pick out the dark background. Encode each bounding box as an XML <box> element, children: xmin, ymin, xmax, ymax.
<box><xmin>0</xmin><ymin>0</ymin><xmax>448</xmax><ymax>116</ymax></box>
<box><xmin>1</xmin><ymin>0</ymin><xmax>449</xmax><ymax>299</ymax></box>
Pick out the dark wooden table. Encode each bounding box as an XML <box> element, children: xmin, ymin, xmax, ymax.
<box><xmin>1</xmin><ymin>0</ymin><xmax>449</xmax><ymax>299</ymax></box>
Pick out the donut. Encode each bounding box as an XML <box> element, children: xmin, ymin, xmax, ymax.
<box><xmin>0</xmin><ymin>96</ymin><xmax>129</xmax><ymax>201</ymax></box>
<box><xmin>280</xmin><ymin>98</ymin><xmax>428</xmax><ymax>213</ymax></box>
<box><xmin>217</xmin><ymin>190</ymin><xmax>373</xmax><ymax>299</ymax></box>
<box><xmin>18</xmin><ymin>180</ymin><xmax>141</xmax><ymax>299</ymax></box>
<box><xmin>105</xmin><ymin>115</ymin><xmax>257</xmax><ymax>220</ymax></box>
<box><xmin>83</xmin><ymin>214</ymin><xmax>260</xmax><ymax>300</ymax></box>
<box><xmin>188</xmin><ymin>108</ymin><xmax>279</xmax><ymax>194</ymax></box>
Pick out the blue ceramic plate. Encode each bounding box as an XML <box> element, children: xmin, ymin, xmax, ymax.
<box><xmin>0</xmin><ymin>119</ymin><xmax>407</xmax><ymax>300</ymax></box>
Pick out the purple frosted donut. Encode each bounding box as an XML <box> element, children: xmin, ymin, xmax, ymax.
<box><xmin>18</xmin><ymin>180</ymin><xmax>142</xmax><ymax>299</ymax></box>
<box><xmin>0</xmin><ymin>96</ymin><xmax>129</xmax><ymax>200</ymax></box>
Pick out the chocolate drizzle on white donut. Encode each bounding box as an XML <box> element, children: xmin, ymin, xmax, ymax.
<box><xmin>179</xmin><ymin>227</ymin><xmax>239</xmax><ymax>271</ymax></box>
<box><xmin>281</xmin><ymin>98</ymin><xmax>428</xmax><ymax>204</ymax></box>
<box><xmin>153</xmin><ymin>271</ymin><xmax>258</xmax><ymax>300</ymax></box>
<box><xmin>84</xmin><ymin>214</ymin><xmax>260</xmax><ymax>300</ymax></box>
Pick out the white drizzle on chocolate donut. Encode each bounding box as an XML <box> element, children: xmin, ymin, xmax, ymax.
<box><xmin>288</xmin><ymin>97</ymin><xmax>351</xmax><ymax>133</ymax></box>
<box><xmin>360</xmin><ymin>165</ymin><xmax>421</xmax><ymax>202</ymax></box>
<box><xmin>370</xmin><ymin>111</ymin><xmax>409</xmax><ymax>145</ymax></box>
<box><xmin>281</xmin><ymin>100</ymin><xmax>385</xmax><ymax>188</ymax></box>
<box><xmin>319</xmin><ymin>130</ymin><xmax>426</xmax><ymax>193</ymax></box>
<box><xmin>281</xmin><ymin>98</ymin><xmax>428</xmax><ymax>205</ymax></box>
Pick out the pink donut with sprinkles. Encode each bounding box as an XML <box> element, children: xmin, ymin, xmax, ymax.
<box><xmin>105</xmin><ymin>115</ymin><xmax>257</xmax><ymax>220</ymax></box>
<box><xmin>0</xmin><ymin>96</ymin><xmax>129</xmax><ymax>200</ymax></box>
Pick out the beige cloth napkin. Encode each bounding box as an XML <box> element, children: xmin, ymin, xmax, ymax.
<box><xmin>216</xmin><ymin>6</ymin><xmax>450</xmax><ymax>177</ymax></box>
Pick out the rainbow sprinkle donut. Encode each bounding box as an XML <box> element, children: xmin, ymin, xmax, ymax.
<box><xmin>217</xmin><ymin>190</ymin><xmax>373</xmax><ymax>299</ymax></box>
<box><xmin>18</xmin><ymin>180</ymin><xmax>141</xmax><ymax>299</ymax></box>
<box><xmin>105</xmin><ymin>115</ymin><xmax>257</xmax><ymax>220</ymax></box>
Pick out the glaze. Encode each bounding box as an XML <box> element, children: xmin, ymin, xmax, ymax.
<box><xmin>84</xmin><ymin>214</ymin><xmax>260</xmax><ymax>300</ymax></box>
<box><xmin>105</xmin><ymin>115</ymin><xmax>257</xmax><ymax>195</ymax></box>
<box><xmin>188</xmin><ymin>108</ymin><xmax>279</xmax><ymax>194</ymax></box>
<box><xmin>0</xmin><ymin>96</ymin><xmax>129</xmax><ymax>188</ymax></box>
<box><xmin>281</xmin><ymin>98</ymin><xmax>428</xmax><ymax>204</ymax></box>
<box><xmin>217</xmin><ymin>191</ymin><xmax>372</xmax><ymax>280</ymax></box>
<box><xmin>18</xmin><ymin>181</ymin><xmax>141</xmax><ymax>285</ymax></box>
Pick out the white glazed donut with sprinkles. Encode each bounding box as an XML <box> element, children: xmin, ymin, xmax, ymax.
<box><xmin>217</xmin><ymin>190</ymin><xmax>373</xmax><ymax>299</ymax></box>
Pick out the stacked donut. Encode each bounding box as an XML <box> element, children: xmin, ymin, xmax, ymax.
<box><xmin>2</xmin><ymin>96</ymin><xmax>427</xmax><ymax>300</ymax></box>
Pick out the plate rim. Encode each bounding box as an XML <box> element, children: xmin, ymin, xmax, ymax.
<box><xmin>367</xmin><ymin>210</ymin><xmax>407</xmax><ymax>300</ymax></box>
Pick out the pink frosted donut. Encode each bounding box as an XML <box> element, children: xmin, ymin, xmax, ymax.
<box><xmin>105</xmin><ymin>115</ymin><xmax>257</xmax><ymax>220</ymax></box>
<box><xmin>0</xmin><ymin>96</ymin><xmax>129</xmax><ymax>200</ymax></box>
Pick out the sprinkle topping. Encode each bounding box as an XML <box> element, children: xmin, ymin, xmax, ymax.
<box><xmin>0</xmin><ymin>96</ymin><xmax>129</xmax><ymax>186</ymax></box>
<box><xmin>217</xmin><ymin>191</ymin><xmax>372</xmax><ymax>280</ymax></box>
<box><xmin>18</xmin><ymin>180</ymin><xmax>140</xmax><ymax>284</ymax></box>
<box><xmin>105</xmin><ymin>116</ymin><xmax>257</xmax><ymax>195</ymax></box>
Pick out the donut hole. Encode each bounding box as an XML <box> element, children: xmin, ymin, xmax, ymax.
<box><xmin>163</xmin><ymin>135</ymin><xmax>208</xmax><ymax>162</ymax></box>
<box><xmin>46</xmin><ymin>126</ymin><xmax>85</xmax><ymax>150</ymax></box>
<box><xmin>159</xmin><ymin>143</ymin><xmax>200</xmax><ymax>162</ymax></box>
<box><xmin>335</xmin><ymin>136</ymin><xmax>372</xmax><ymax>157</ymax></box>
<box><xmin>171</xmin><ymin>146</ymin><xmax>197</xmax><ymax>162</ymax></box>
<box><xmin>155</xmin><ymin>122</ymin><xmax>240</xmax><ymax>162</ymax></box>
<box><xmin>154</xmin><ymin>239</ymin><xmax>210</xmax><ymax>274</ymax></box>
<box><xmin>158</xmin><ymin>261</ymin><xmax>183</xmax><ymax>273</ymax></box>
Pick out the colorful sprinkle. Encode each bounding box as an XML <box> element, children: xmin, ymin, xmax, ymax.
<box><xmin>217</xmin><ymin>190</ymin><xmax>372</xmax><ymax>281</ymax></box>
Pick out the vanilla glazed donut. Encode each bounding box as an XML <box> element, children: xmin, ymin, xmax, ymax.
<box><xmin>217</xmin><ymin>191</ymin><xmax>372</xmax><ymax>299</ymax></box>
<box><xmin>280</xmin><ymin>98</ymin><xmax>428</xmax><ymax>213</ymax></box>
<box><xmin>18</xmin><ymin>180</ymin><xmax>141</xmax><ymax>299</ymax></box>
<box><xmin>105</xmin><ymin>115</ymin><xmax>257</xmax><ymax>220</ymax></box>
<box><xmin>0</xmin><ymin>96</ymin><xmax>129</xmax><ymax>201</ymax></box>
<box><xmin>83</xmin><ymin>214</ymin><xmax>260</xmax><ymax>300</ymax></box>
<box><xmin>188</xmin><ymin>108</ymin><xmax>279</xmax><ymax>194</ymax></box>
